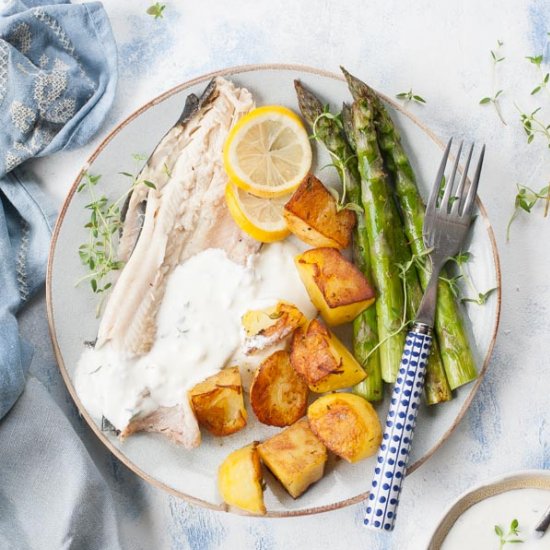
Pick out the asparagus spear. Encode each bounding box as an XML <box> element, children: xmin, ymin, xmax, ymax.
<box><xmin>343</xmin><ymin>96</ymin><xmax>451</xmax><ymax>403</ymax></box>
<box><xmin>350</xmin><ymin>97</ymin><xmax>406</xmax><ymax>383</ymax></box>
<box><xmin>342</xmin><ymin>67</ymin><xmax>477</xmax><ymax>389</ymax></box>
<box><xmin>294</xmin><ymin>81</ymin><xmax>383</xmax><ymax>402</ymax></box>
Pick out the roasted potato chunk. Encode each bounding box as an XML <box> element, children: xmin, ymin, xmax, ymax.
<box><xmin>242</xmin><ymin>301</ymin><xmax>306</xmax><ymax>353</ymax></box>
<box><xmin>283</xmin><ymin>173</ymin><xmax>355</xmax><ymax>249</ymax></box>
<box><xmin>218</xmin><ymin>443</ymin><xmax>266</xmax><ymax>515</ymax></box>
<box><xmin>295</xmin><ymin>248</ymin><xmax>375</xmax><ymax>325</ymax></box>
<box><xmin>290</xmin><ymin>319</ymin><xmax>366</xmax><ymax>393</ymax></box>
<box><xmin>307</xmin><ymin>393</ymin><xmax>382</xmax><ymax>463</ymax></box>
<box><xmin>257</xmin><ymin>418</ymin><xmax>327</xmax><ymax>498</ymax></box>
<box><xmin>250</xmin><ymin>350</ymin><xmax>309</xmax><ymax>427</ymax></box>
<box><xmin>189</xmin><ymin>367</ymin><xmax>247</xmax><ymax>436</ymax></box>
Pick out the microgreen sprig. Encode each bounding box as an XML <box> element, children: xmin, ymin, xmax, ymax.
<box><xmin>526</xmin><ymin>54</ymin><xmax>550</xmax><ymax>97</ymax></box>
<box><xmin>494</xmin><ymin>518</ymin><xmax>524</xmax><ymax>549</ymax></box>
<box><xmin>395</xmin><ymin>89</ymin><xmax>426</xmax><ymax>105</ymax></box>
<box><xmin>480</xmin><ymin>40</ymin><xmax>507</xmax><ymax>125</ymax></box>
<box><xmin>507</xmin><ymin>183</ymin><xmax>550</xmax><ymax>240</ymax></box>
<box><xmin>516</xmin><ymin>105</ymin><xmax>550</xmax><ymax>146</ymax></box>
<box><xmin>449</xmin><ymin>251</ymin><xmax>498</xmax><ymax>305</ymax></box>
<box><xmin>146</xmin><ymin>2</ymin><xmax>166</xmax><ymax>19</ymax></box>
<box><xmin>311</xmin><ymin>107</ymin><xmax>363</xmax><ymax>214</ymax></box>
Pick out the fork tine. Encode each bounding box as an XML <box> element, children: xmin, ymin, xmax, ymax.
<box><xmin>440</xmin><ymin>141</ymin><xmax>463</xmax><ymax>213</ymax></box>
<box><xmin>452</xmin><ymin>143</ymin><xmax>474</xmax><ymax>215</ymax></box>
<box><xmin>462</xmin><ymin>144</ymin><xmax>485</xmax><ymax>216</ymax></box>
<box><xmin>426</xmin><ymin>138</ymin><xmax>452</xmax><ymax>214</ymax></box>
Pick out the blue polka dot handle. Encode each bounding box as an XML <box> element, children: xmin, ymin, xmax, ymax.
<box><xmin>364</xmin><ymin>328</ymin><xmax>432</xmax><ymax>531</ymax></box>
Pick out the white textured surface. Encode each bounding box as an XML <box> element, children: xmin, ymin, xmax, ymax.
<box><xmin>33</xmin><ymin>1</ymin><xmax>550</xmax><ymax>548</ymax></box>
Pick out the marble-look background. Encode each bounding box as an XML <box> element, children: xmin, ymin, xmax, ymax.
<box><xmin>26</xmin><ymin>1</ymin><xmax>550</xmax><ymax>548</ymax></box>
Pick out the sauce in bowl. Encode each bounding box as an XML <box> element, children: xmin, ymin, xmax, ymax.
<box><xmin>442</xmin><ymin>488</ymin><xmax>550</xmax><ymax>549</ymax></box>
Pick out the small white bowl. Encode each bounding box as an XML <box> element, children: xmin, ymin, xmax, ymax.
<box><xmin>428</xmin><ymin>470</ymin><xmax>550</xmax><ymax>549</ymax></box>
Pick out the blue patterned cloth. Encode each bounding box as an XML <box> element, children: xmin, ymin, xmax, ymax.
<box><xmin>0</xmin><ymin>0</ymin><xmax>117</xmax><ymax>418</ymax></box>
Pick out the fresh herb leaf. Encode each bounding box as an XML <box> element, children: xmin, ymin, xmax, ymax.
<box><xmin>311</xmin><ymin>107</ymin><xmax>358</xmax><ymax>211</ymax></box>
<box><xmin>132</xmin><ymin>152</ymin><xmax>148</xmax><ymax>162</ymax></box>
<box><xmin>453</xmin><ymin>251</ymin><xmax>471</xmax><ymax>265</ymax></box>
<box><xmin>480</xmin><ymin>41</ymin><xmax>507</xmax><ymax>125</ymax></box>
<box><xmin>494</xmin><ymin>518</ymin><xmax>524</xmax><ymax>548</ymax></box>
<box><xmin>507</xmin><ymin>183</ymin><xmax>550</xmax><ymax>240</ymax></box>
<box><xmin>76</xmin><ymin>162</ymin><xmax>158</xmax><ymax>316</ymax></box>
<box><xmin>526</xmin><ymin>54</ymin><xmax>543</xmax><ymax>66</ymax></box>
<box><xmin>146</xmin><ymin>2</ymin><xmax>166</xmax><ymax>19</ymax></box>
<box><xmin>396</xmin><ymin>88</ymin><xmax>426</xmax><ymax>105</ymax></box>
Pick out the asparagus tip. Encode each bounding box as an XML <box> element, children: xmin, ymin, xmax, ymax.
<box><xmin>341</xmin><ymin>66</ymin><xmax>374</xmax><ymax>102</ymax></box>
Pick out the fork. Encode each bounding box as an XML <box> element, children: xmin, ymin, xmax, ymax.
<box><xmin>364</xmin><ymin>139</ymin><xmax>486</xmax><ymax>532</ymax></box>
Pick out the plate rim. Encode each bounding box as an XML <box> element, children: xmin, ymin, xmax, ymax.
<box><xmin>46</xmin><ymin>62</ymin><xmax>502</xmax><ymax>517</ymax></box>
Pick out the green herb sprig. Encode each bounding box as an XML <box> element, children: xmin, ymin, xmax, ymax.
<box><xmin>494</xmin><ymin>518</ymin><xmax>524</xmax><ymax>549</ymax></box>
<box><xmin>480</xmin><ymin>40</ymin><xmax>507</xmax><ymax>125</ymax></box>
<box><xmin>359</xmin><ymin>257</ymin><xmax>412</xmax><ymax>365</ymax></box>
<box><xmin>311</xmin><ymin>107</ymin><xmax>363</xmax><ymax>214</ymax></box>
<box><xmin>507</xmin><ymin>183</ymin><xmax>550</xmax><ymax>240</ymax></box>
<box><xmin>526</xmin><ymin>54</ymin><xmax>550</xmax><ymax>96</ymax></box>
<box><xmin>449</xmin><ymin>252</ymin><xmax>498</xmax><ymax>305</ymax></box>
<box><xmin>395</xmin><ymin>89</ymin><xmax>426</xmax><ymax>105</ymax></box>
<box><xmin>76</xmin><ymin>161</ymin><xmax>156</xmax><ymax>316</ymax></box>
<box><xmin>146</xmin><ymin>2</ymin><xmax>166</xmax><ymax>19</ymax></box>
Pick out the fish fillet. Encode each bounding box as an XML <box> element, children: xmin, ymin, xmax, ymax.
<box><xmin>95</xmin><ymin>77</ymin><xmax>258</xmax><ymax>446</ymax></box>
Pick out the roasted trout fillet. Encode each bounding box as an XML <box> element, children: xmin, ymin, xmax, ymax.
<box><xmin>95</xmin><ymin>77</ymin><xmax>258</xmax><ymax>448</ymax></box>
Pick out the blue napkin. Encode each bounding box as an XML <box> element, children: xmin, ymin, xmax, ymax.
<box><xmin>0</xmin><ymin>0</ymin><xmax>117</xmax><ymax>418</ymax></box>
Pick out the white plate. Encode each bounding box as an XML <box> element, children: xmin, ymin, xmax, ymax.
<box><xmin>47</xmin><ymin>64</ymin><xmax>501</xmax><ymax>516</ymax></box>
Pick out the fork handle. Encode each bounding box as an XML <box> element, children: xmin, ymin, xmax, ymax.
<box><xmin>364</xmin><ymin>326</ymin><xmax>432</xmax><ymax>531</ymax></box>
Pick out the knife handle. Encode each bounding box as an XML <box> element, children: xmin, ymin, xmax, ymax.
<box><xmin>364</xmin><ymin>327</ymin><xmax>432</xmax><ymax>531</ymax></box>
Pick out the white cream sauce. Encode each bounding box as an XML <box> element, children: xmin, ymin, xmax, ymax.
<box><xmin>441</xmin><ymin>488</ymin><xmax>550</xmax><ymax>549</ymax></box>
<box><xmin>75</xmin><ymin>241</ymin><xmax>315</xmax><ymax>430</ymax></box>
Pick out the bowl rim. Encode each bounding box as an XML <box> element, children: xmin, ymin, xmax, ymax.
<box><xmin>427</xmin><ymin>469</ymin><xmax>550</xmax><ymax>549</ymax></box>
<box><xmin>46</xmin><ymin>62</ymin><xmax>502</xmax><ymax>517</ymax></box>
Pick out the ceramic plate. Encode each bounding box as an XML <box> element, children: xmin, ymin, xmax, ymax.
<box><xmin>428</xmin><ymin>470</ymin><xmax>550</xmax><ymax>548</ymax></box>
<box><xmin>47</xmin><ymin>64</ymin><xmax>501</xmax><ymax>516</ymax></box>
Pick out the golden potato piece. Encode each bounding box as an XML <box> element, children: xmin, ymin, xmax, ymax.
<box><xmin>189</xmin><ymin>367</ymin><xmax>247</xmax><ymax>436</ymax></box>
<box><xmin>218</xmin><ymin>443</ymin><xmax>266</xmax><ymax>515</ymax></box>
<box><xmin>257</xmin><ymin>418</ymin><xmax>327</xmax><ymax>498</ymax></box>
<box><xmin>250</xmin><ymin>350</ymin><xmax>309</xmax><ymax>427</ymax></box>
<box><xmin>295</xmin><ymin>247</ymin><xmax>375</xmax><ymax>326</ymax></box>
<box><xmin>242</xmin><ymin>301</ymin><xmax>306</xmax><ymax>353</ymax></box>
<box><xmin>308</xmin><ymin>393</ymin><xmax>382</xmax><ymax>463</ymax></box>
<box><xmin>283</xmin><ymin>173</ymin><xmax>356</xmax><ymax>249</ymax></box>
<box><xmin>290</xmin><ymin>319</ymin><xmax>366</xmax><ymax>393</ymax></box>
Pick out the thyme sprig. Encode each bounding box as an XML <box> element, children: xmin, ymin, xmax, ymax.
<box><xmin>480</xmin><ymin>40</ymin><xmax>507</xmax><ymax>125</ymax></box>
<box><xmin>494</xmin><ymin>518</ymin><xmax>524</xmax><ymax>548</ymax></box>
<box><xmin>527</xmin><ymin>54</ymin><xmax>550</xmax><ymax>96</ymax></box>
<box><xmin>395</xmin><ymin>89</ymin><xmax>426</xmax><ymax>105</ymax></box>
<box><xmin>311</xmin><ymin>107</ymin><xmax>363</xmax><ymax>214</ymax></box>
<box><xmin>507</xmin><ymin>183</ymin><xmax>550</xmax><ymax>240</ymax></box>
<box><xmin>76</xmin><ymin>161</ymin><xmax>156</xmax><ymax>316</ymax></box>
<box><xmin>448</xmin><ymin>252</ymin><xmax>498</xmax><ymax>305</ymax></box>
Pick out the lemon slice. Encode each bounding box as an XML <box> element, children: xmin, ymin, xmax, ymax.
<box><xmin>224</xmin><ymin>105</ymin><xmax>312</xmax><ymax>198</ymax></box>
<box><xmin>225</xmin><ymin>182</ymin><xmax>291</xmax><ymax>243</ymax></box>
